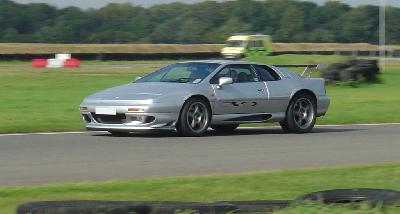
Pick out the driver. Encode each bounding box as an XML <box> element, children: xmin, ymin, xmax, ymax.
<box><xmin>228</xmin><ymin>69</ymin><xmax>238</xmax><ymax>83</ymax></box>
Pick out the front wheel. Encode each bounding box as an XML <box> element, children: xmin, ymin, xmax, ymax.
<box><xmin>280</xmin><ymin>93</ymin><xmax>316</xmax><ymax>133</ymax></box>
<box><xmin>177</xmin><ymin>98</ymin><xmax>211</xmax><ymax>137</ymax></box>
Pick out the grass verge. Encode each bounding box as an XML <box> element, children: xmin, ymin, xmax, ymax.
<box><xmin>0</xmin><ymin>163</ymin><xmax>399</xmax><ymax>214</ymax></box>
<box><xmin>0</xmin><ymin>55</ymin><xmax>399</xmax><ymax>133</ymax></box>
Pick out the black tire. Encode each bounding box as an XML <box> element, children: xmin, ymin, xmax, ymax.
<box><xmin>218</xmin><ymin>200</ymin><xmax>290</xmax><ymax>213</ymax></box>
<box><xmin>279</xmin><ymin>120</ymin><xmax>291</xmax><ymax>133</ymax></box>
<box><xmin>296</xmin><ymin>188</ymin><xmax>400</xmax><ymax>206</ymax></box>
<box><xmin>211</xmin><ymin>124</ymin><xmax>239</xmax><ymax>132</ymax></box>
<box><xmin>280</xmin><ymin>93</ymin><xmax>316</xmax><ymax>133</ymax></box>
<box><xmin>176</xmin><ymin>98</ymin><xmax>211</xmax><ymax>137</ymax></box>
<box><xmin>17</xmin><ymin>201</ymin><xmax>151</xmax><ymax>214</ymax></box>
<box><xmin>108</xmin><ymin>131</ymin><xmax>130</xmax><ymax>137</ymax></box>
<box><xmin>149</xmin><ymin>202</ymin><xmax>237</xmax><ymax>214</ymax></box>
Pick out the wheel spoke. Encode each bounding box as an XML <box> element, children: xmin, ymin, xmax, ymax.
<box><xmin>190</xmin><ymin>118</ymin><xmax>196</xmax><ymax>128</ymax></box>
<box><xmin>198</xmin><ymin>116</ymin><xmax>203</xmax><ymax>123</ymax></box>
<box><xmin>194</xmin><ymin>105</ymin><xmax>200</xmax><ymax>115</ymax></box>
<box><xmin>306</xmin><ymin>107</ymin><xmax>312</xmax><ymax>115</ymax></box>
<box><xmin>301</xmin><ymin>101</ymin><xmax>308</xmax><ymax>108</ymax></box>
<box><xmin>294</xmin><ymin>102</ymin><xmax>300</xmax><ymax>111</ymax></box>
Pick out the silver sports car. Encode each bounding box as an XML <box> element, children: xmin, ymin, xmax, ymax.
<box><xmin>80</xmin><ymin>60</ymin><xmax>329</xmax><ymax>136</ymax></box>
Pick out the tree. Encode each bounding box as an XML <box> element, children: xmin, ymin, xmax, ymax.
<box><xmin>0</xmin><ymin>28</ymin><xmax>18</xmax><ymax>42</ymax></box>
<box><xmin>385</xmin><ymin>6</ymin><xmax>400</xmax><ymax>44</ymax></box>
<box><xmin>0</xmin><ymin>0</ymin><xmax>397</xmax><ymax>44</ymax></box>
<box><xmin>337</xmin><ymin>6</ymin><xmax>378</xmax><ymax>43</ymax></box>
<box><xmin>278</xmin><ymin>4</ymin><xmax>305</xmax><ymax>42</ymax></box>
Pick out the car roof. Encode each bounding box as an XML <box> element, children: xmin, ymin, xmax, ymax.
<box><xmin>178</xmin><ymin>60</ymin><xmax>260</xmax><ymax>66</ymax></box>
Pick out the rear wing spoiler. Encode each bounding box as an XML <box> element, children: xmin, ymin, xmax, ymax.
<box><xmin>272</xmin><ymin>64</ymin><xmax>325</xmax><ymax>77</ymax></box>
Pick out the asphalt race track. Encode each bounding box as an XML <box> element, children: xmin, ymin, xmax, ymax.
<box><xmin>0</xmin><ymin>124</ymin><xmax>399</xmax><ymax>186</ymax></box>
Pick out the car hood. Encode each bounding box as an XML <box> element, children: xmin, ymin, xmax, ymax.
<box><xmin>84</xmin><ymin>82</ymin><xmax>196</xmax><ymax>103</ymax></box>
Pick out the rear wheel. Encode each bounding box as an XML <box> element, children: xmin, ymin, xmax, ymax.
<box><xmin>211</xmin><ymin>124</ymin><xmax>239</xmax><ymax>132</ymax></box>
<box><xmin>177</xmin><ymin>98</ymin><xmax>211</xmax><ymax>137</ymax></box>
<box><xmin>280</xmin><ymin>93</ymin><xmax>316</xmax><ymax>133</ymax></box>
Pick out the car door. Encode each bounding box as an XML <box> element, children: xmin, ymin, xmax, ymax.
<box><xmin>253</xmin><ymin>64</ymin><xmax>291</xmax><ymax>113</ymax></box>
<box><xmin>211</xmin><ymin>64</ymin><xmax>268</xmax><ymax>114</ymax></box>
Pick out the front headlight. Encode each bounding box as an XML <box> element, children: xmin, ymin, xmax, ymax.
<box><xmin>80</xmin><ymin>106</ymin><xmax>88</xmax><ymax>112</ymax></box>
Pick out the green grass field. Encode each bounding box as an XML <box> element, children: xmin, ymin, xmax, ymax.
<box><xmin>0</xmin><ymin>55</ymin><xmax>399</xmax><ymax>133</ymax></box>
<box><xmin>0</xmin><ymin>163</ymin><xmax>398</xmax><ymax>214</ymax></box>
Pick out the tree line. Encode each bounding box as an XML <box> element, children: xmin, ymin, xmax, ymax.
<box><xmin>0</xmin><ymin>0</ymin><xmax>399</xmax><ymax>44</ymax></box>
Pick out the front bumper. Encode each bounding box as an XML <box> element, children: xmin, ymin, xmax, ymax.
<box><xmin>82</xmin><ymin>112</ymin><xmax>179</xmax><ymax>131</ymax></box>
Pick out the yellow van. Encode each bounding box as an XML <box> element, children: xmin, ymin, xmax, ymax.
<box><xmin>221</xmin><ymin>34</ymin><xmax>272</xmax><ymax>59</ymax></box>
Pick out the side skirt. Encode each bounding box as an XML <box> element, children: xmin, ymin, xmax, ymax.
<box><xmin>211</xmin><ymin>112</ymin><xmax>286</xmax><ymax>125</ymax></box>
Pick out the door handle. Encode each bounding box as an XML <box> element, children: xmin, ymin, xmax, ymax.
<box><xmin>257</xmin><ymin>89</ymin><xmax>264</xmax><ymax>92</ymax></box>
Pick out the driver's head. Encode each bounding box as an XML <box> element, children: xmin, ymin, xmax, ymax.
<box><xmin>229</xmin><ymin>70</ymin><xmax>238</xmax><ymax>82</ymax></box>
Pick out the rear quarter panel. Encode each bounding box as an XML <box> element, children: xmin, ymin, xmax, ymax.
<box><xmin>295</xmin><ymin>78</ymin><xmax>330</xmax><ymax>116</ymax></box>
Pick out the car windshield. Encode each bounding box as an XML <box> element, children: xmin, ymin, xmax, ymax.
<box><xmin>226</xmin><ymin>40</ymin><xmax>245</xmax><ymax>47</ymax></box>
<box><xmin>135</xmin><ymin>63</ymin><xmax>220</xmax><ymax>84</ymax></box>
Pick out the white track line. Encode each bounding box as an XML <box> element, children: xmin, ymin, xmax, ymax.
<box><xmin>0</xmin><ymin>131</ymin><xmax>105</xmax><ymax>137</ymax></box>
<box><xmin>239</xmin><ymin>123</ymin><xmax>400</xmax><ymax>129</ymax></box>
<box><xmin>1</xmin><ymin>123</ymin><xmax>400</xmax><ymax>137</ymax></box>
<box><xmin>317</xmin><ymin>123</ymin><xmax>400</xmax><ymax>127</ymax></box>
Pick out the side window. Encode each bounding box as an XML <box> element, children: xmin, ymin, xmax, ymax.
<box><xmin>210</xmin><ymin>64</ymin><xmax>260</xmax><ymax>84</ymax></box>
<box><xmin>210</xmin><ymin>67</ymin><xmax>230</xmax><ymax>84</ymax></box>
<box><xmin>229</xmin><ymin>64</ymin><xmax>260</xmax><ymax>83</ymax></box>
<box><xmin>254</xmin><ymin>65</ymin><xmax>281</xmax><ymax>81</ymax></box>
<box><xmin>248</xmin><ymin>40</ymin><xmax>263</xmax><ymax>48</ymax></box>
<box><xmin>247</xmin><ymin>41</ymin><xmax>254</xmax><ymax>48</ymax></box>
<box><xmin>255</xmin><ymin>40</ymin><xmax>263</xmax><ymax>48</ymax></box>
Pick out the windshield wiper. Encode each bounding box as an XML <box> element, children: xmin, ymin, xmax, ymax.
<box><xmin>161</xmin><ymin>78</ymin><xmax>191</xmax><ymax>83</ymax></box>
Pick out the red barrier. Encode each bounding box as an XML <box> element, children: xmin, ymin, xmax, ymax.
<box><xmin>32</xmin><ymin>59</ymin><xmax>48</xmax><ymax>68</ymax></box>
<box><xmin>64</xmin><ymin>58</ymin><xmax>80</xmax><ymax>68</ymax></box>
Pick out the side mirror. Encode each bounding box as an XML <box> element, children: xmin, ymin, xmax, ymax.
<box><xmin>217</xmin><ymin>77</ymin><xmax>233</xmax><ymax>88</ymax></box>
